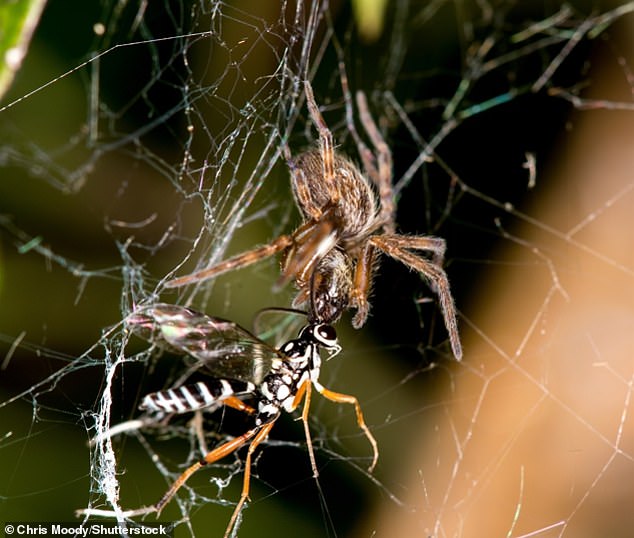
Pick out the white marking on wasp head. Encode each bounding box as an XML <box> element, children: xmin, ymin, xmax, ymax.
<box><xmin>299</xmin><ymin>324</ymin><xmax>341</xmax><ymax>359</ymax></box>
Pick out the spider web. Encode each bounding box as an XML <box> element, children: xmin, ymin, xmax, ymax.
<box><xmin>1</xmin><ymin>1</ymin><xmax>633</xmax><ymax>537</ymax></box>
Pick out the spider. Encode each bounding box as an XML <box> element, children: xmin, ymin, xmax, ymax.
<box><xmin>166</xmin><ymin>79</ymin><xmax>462</xmax><ymax>360</ymax></box>
<box><xmin>84</xmin><ymin>303</ymin><xmax>377</xmax><ymax>538</ymax></box>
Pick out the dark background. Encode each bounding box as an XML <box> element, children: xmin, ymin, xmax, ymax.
<box><xmin>1</xmin><ymin>1</ymin><xmax>631</xmax><ymax>537</ymax></box>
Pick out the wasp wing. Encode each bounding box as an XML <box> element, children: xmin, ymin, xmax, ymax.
<box><xmin>127</xmin><ymin>303</ymin><xmax>282</xmax><ymax>385</ymax></box>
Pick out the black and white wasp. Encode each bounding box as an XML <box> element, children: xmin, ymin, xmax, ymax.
<box><xmin>119</xmin><ymin>303</ymin><xmax>377</xmax><ymax>538</ymax></box>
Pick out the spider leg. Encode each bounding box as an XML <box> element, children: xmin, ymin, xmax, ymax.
<box><xmin>338</xmin><ymin>62</ymin><xmax>395</xmax><ymax>232</ymax></box>
<box><xmin>355</xmin><ymin>91</ymin><xmax>396</xmax><ymax>233</ymax></box>
<box><xmin>165</xmin><ymin>235</ymin><xmax>293</xmax><ymax>288</ymax></box>
<box><xmin>374</xmin><ymin>233</ymin><xmax>447</xmax><ymax>266</ymax></box>
<box><xmin>277</xmin><ymin>207</ymin><xmax>339</xmax><ymax>290</ymax></box>
<box><xmin>304</xmin><ymin>81</ymin><xmax>339</xmax><ymax>202</ymax></box>
<box><xmin>314</xmin><ymin>381</ymin><xmax>378</xmax><ymax>472</ymax></box>
<box><xmin>349</xmin><ymin>242</ymin><xmax>378</xmax><ymax>329</ymax></box>
<box><xmin>369</xmin><ymin>234</ymin><xmax>462</xmax><ymax>360</ymax></box>
<box><xmin>338</xmin><ymin>62</ymin><xmax>378</xmax><ymax>183</ymax></box>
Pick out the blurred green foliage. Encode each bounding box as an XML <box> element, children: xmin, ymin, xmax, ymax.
<box><xmin>0</xmin><ymin>0</ymin><xmax>46</xmax><ymax>100</ymax></box>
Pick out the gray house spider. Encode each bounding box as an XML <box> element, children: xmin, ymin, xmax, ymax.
<box><xmin>167</xmin><ymin>80</ymin><xmax>462</xmax><ymax>360</ymax></box>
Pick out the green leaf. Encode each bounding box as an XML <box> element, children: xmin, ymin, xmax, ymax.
<box><xmin>0</xmin><ymin>0</ymin><xmax>47</xmax><ymax>101</ymax></box>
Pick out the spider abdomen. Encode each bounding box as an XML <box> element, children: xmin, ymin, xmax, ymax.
<box><xmin>291</xmin><ymin>150</ymin><xmax>380</xmax><ymax>238</ymax></box>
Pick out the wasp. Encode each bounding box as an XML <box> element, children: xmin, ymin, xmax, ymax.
<box><xmin>87</xmin><ymin>303</ymin><xmax>377</xmax><ymax>538</ymax></box>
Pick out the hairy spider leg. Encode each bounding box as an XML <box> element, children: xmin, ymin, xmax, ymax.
<box><xmin>277</xmin><ymin>206</ymin><xmax>339</xmax><ymax>290</ymax></box>
<box><xmin>165</xmin><ymin>207</ymin><xmax>337</xmax><ymax>293</ymax></box>
<box><xmin>349</xmin><ymin>240</ymin><xmax>378</xmax><ymax>329</ymax></box>
<box><xmin>338</xmin><ymin>61</ymin><xmax>395</xmax><ymax>233</ymax></box>
<box><xmin>165</xmin><ymin>235</ymin><xmax>293</xmax><ymax>288</ymax></box>
<box><xmin>338</xmin><ymin>62</ymin><xmax>377</xmax><ymax>182</ymax></box>
<box><xmin>367</xmin><ymin>234</ymin><xmax>462</xmax><ymax>360</ymax></box>
<box><xmin>355</xmin><ymin>90</ymin><xmax>396</xmax><ymax>233</ymax></box>
<box><xmin>304</xmin><ymin>80</ymin><xmax>338</xmax><ymax>202</ymax></box>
